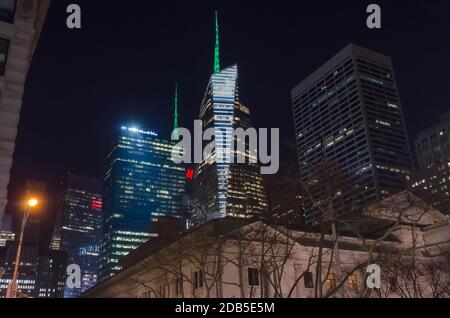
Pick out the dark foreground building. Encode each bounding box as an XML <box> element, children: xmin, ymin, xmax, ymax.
<box><xmin>292</xmin><ymin>44</ymin><xmax>413</xmax><ymax>225</ymax></box>
<box><xmin>411</xmin><ymin>112</ymin><xmax>450</xmax><ymax>215</ymax></box>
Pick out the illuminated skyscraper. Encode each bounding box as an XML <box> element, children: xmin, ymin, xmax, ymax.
<box><xmin>191</xmin><ymin>13</ymin><xmax>268</xmax><ymax>226</ymax></box>
<box><xmin>99</xmin><ymin>126</ymin><xmax>185</xmax><ymax>280</ymax></box>
<box><xmin>52</xmin><ymin>173</ymin><xmax>103</xmax><ymax>298</ymax></box>
<box><xmin>292</xmin><ymin>44</ymin><xmax>413</xmax><ymax>225</ymax></box>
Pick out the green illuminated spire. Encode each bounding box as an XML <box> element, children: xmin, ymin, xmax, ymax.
<box><xmin>173</xmin><ymin>84</ymin><xmax>179</xmax><ymax>139</ymax></box>
<box><xmin>214</xmin><ymin>11</ymin><xmax>221</xmax><ymax>73</ymax></box>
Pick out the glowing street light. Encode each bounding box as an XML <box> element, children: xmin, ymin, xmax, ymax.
<box><xmin>27</xmin><ymin>198</ymin><xmax>39</xmax><ymax>208</ymax></box>
<box><xmin>6</xmin><ymin>197</ymin><xmax>40</xmax><ymax>298</ymax></box>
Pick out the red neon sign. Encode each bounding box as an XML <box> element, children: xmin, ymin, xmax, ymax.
<box><xmin>186</xmin><ymin>169</ymin><xmax>195</xmax><ymax>180</ymax></box>
<box><xmin>91</xmin><ymin>200</ymin><xmax>103</xmax><ymax>210</ymax></box>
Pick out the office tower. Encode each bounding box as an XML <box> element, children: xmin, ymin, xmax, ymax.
<box><xmin>52</xmin><ymin>173</ymin><xmax>103</xmax><ymax>298</ymax></box>
<box><xmin>292</xmin><ymin>44</ymin><xmax>413</xmax><ymax>225</ymax></box>
<box><xmin>191</xmin><ymin>13</ymin><xmax>268</xmax><ymax>226</ymax></box>
<box><xmin>411</xmin><ymin>112</ymin><xmax>450</xmax><ymax>214</ymax></box>
<box><xmin>0</xmin><ymin>0</ymin><xmax>51</xmax><ymax>223</ymax></box>
<box><xmin>415</xmin><ymin>112</ymin><xmax>450</xmax><ymax>169</ymax></box>
<box><xmin>36</xmin><ymin>251</ymin><xmax>67</xmax><ymax>298</ymax></box>
<box><xmin>99</xmin><ymin>126</ymin><xmax>185</xmax><ymax>280</ymax></box>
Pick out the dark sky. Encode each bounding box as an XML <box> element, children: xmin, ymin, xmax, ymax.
<box><xmin>6</xmin><ymin>0</ymin><xmax>450</xmax><ymax>239</ymax></box>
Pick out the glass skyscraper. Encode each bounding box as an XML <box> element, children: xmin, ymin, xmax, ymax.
<box><xmin>292</xmin><ymin>44</ymin><xmax>413</xmax><ymax>225</ymax></box>
<box><xmin>99</xmin><ymin>126</ymin><xmax>185</xmax><ymax>280</ymax></box>
<box><xmin>191</xmin><ymin>14</ymin><xmax>268</xmax><ymax>226</ymax></box>
<box><xmin>52</xmin><ymin>173</ymin><xmax>103</xmax><ymax>298</ymax></box>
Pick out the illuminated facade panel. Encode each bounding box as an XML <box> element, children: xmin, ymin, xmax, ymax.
<box><xmin>193</xmin><ymin>65</ymin><xmax>268</xmax><ymax>226</ymax></box>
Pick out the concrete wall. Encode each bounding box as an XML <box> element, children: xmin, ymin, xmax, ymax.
<box><xmin>0</xmin><ymin>0</ymin><xmax>51</xmax><ymax>222</ymax></box>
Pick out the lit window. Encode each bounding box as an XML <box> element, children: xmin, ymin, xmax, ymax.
<box><xmin>326</xmin><ymin>273</ymin><xmax>336</xmax><ymax>289</ymax></box>
<box><xmin>347</xmin><ymin>274</ymin><xmax>358</xmax><ymax>291</ymax></box>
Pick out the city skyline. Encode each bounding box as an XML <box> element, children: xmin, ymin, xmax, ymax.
<box><xmin>3</xmin><ymin>0</ymin><xmax>450</xmax><ymax>250</ymax></box>
<box><xmin>1</xmin><ymin>0</ymin><xmax>450</xmax><ymax>301</ymax></box>
<box><xmin>8</xmin><ymin>0</ymin><xmax>450</xmax><ymax>193</ymax></box>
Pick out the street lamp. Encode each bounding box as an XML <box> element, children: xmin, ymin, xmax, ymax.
<box><xmin>6</xmin><ymin>198</ymin><xmax>39</xmax><ymax>298</ymax></box>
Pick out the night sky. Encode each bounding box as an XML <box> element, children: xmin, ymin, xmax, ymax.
<box><xmin>5</xmin><ymin>0</ymin><xmax>450</xmax><ymax>243</ymax></box>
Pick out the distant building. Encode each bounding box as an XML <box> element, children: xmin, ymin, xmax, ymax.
<box><xmin>415</xmin><ymin>112</ymin><xmax>450</xmax><ymax>169</ymax></box>
<box><xmin>0</xmin><ymin>181</ymin><xmax>44</xmax><ymax>298</ymax></box>
<box><xmin>82</xmin><ymin>192</ymin><xmax>450</xmax><ymax>299</ymax></box>
<box><xmin>0</xmin><ymin>214</ymin><xmax>41</xmax><ymax>298</ymax></box>
<box><xmin>51</xmin><ymin>173</ymin><xmax>103</xmax><ymax>298</ymax></box>
<box><xmin>264</xmin><ymin>162</ymin><xmax>303</xmax><ymax>225</ymax></box>
<box><xmin>0</xmin><ymin>0</ymin><xmax>51</xmax><ymax>223</ymax></box>
<box><xmin>1</xmin><ymin>242</ymin><xmax>39</xmax><ymax>298</ymax></box>
<box><xmin>36</xmin><ymin>251</ymin><xmax>67</xmax><ymax>298</ymax></box>
<box><xmin>192</xmin><ymin>13</ymin><xmax>268</xmax><ymax>226</ymax></box>
<box><xmin>0</xmin><ymin>214</ymin><xmax>14</xmax><ymax>247</ymax></box>
<box><xmin>291</xmin><ymin>44</ymin><xmax>413</xmax><ymax>225</ymax></box>
<box><xmin>99</xmin><ymin>126</ymin><xmax>186</xmax><ymax>281</ymax></box>
<box><xmin>411</xmin><ymin>112</ymin><xmax>450</xmax><ymax>215</ymax></box>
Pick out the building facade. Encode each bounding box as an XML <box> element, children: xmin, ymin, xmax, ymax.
<box><xmin>99</xmin><ymin>126</ymin><xmax>185</xmax><ymax>281</ymax></box>
<box><xmin>0</xmin><ymin>211</ymin><xmax>41</xmax><ymax>298</ymax></box>
<box><xmin>83</xmin><ymin>192</ymin><xmax>450</xmax><ymax>299</ymax></box>
<box><xmin>36</xmin><ymin>250</ymin><xmax>66</xmax><ymax>298</ymax></box>
<box><xmin>291</xmin><ymin>44</ymin><xmax>413</xmax><ymax>225</ymax></box>
<box><xmin>52</xmin><ymin>173</ymin><xmax>103</xmax><ymax>298</ymax></box>
<box><xmin>0</xmin><ymin>0</ymin><xmax>51</xmax><ymax>223</ymax></box>
<box><xmin>411</xmin><ymin>112</ymin><xmax>450</xmax><ymax>215</ymax></box>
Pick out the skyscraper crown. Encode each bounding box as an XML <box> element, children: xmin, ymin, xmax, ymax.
<box><xmin>214</xmin><ymin>11</ymin><xmax>221</xmax><ymax>73</ymax></box>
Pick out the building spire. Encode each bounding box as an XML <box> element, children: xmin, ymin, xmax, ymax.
<box><xmin>173</xmin><ymin>84</ymin><xmax>179</xmax><ymax>140</ymax></box>
<box><xmin>214</xmin><ymin>11</ymin><xmax>221</xmax><ymax>73</ymax></box>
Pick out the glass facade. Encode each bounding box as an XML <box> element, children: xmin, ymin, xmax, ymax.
<box><xmin>54</xmin><ymin>174</ymin><xmax>103</xmax><ymax>298</ymax></box>
<box><xmin>192</xmin><ymin>65</ymin><xmax>268</xmax><ymax>225</ymax></box>
<box><xmin>292</xmin><ymin>44</ymin><xmax>413</xmax><ymax>225</ymax></box>
<box><xmin>99</xmin><ymin>127</ymin><xmax>185</xmax><ymax>280</ymax></box>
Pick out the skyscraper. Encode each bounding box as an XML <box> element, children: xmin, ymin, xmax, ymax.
<box><xmin>415</xmin><ymin>112</ymin><xmax>450</xmax><ymax>170</ymax></box>
<box><xmin>99</xmin><ymin>126</ymin><xmax>185</xmax><ymax>280</ymax></box>
<box><xmin>292</xmin><ymin>44</ymin><xmax>413</xmax><ymax>225</ymax></box>
<box><xmin>191</xmin><ymin>13</ymin><xmax>268</xmax><ymax>226</ymax></box>
<box><xmin>0</xmin><ymin>0</ymin><xmax>51</xmax><ymax>223</ymax></box>
<box><xmin>411</xmin><ymin>112</ymin><xmax>450</xmax><ymax>215</ymax></box>
<box><xmin>52</xmin><ymin>173</ymin><xmax>103</xmax><ymax>298</ymax></box>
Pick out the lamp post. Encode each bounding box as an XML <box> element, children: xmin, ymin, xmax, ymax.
<box><xmin>6</xmin><ymin>198</ymin><xmax>39</xmax><ymax>298</ymax></box>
